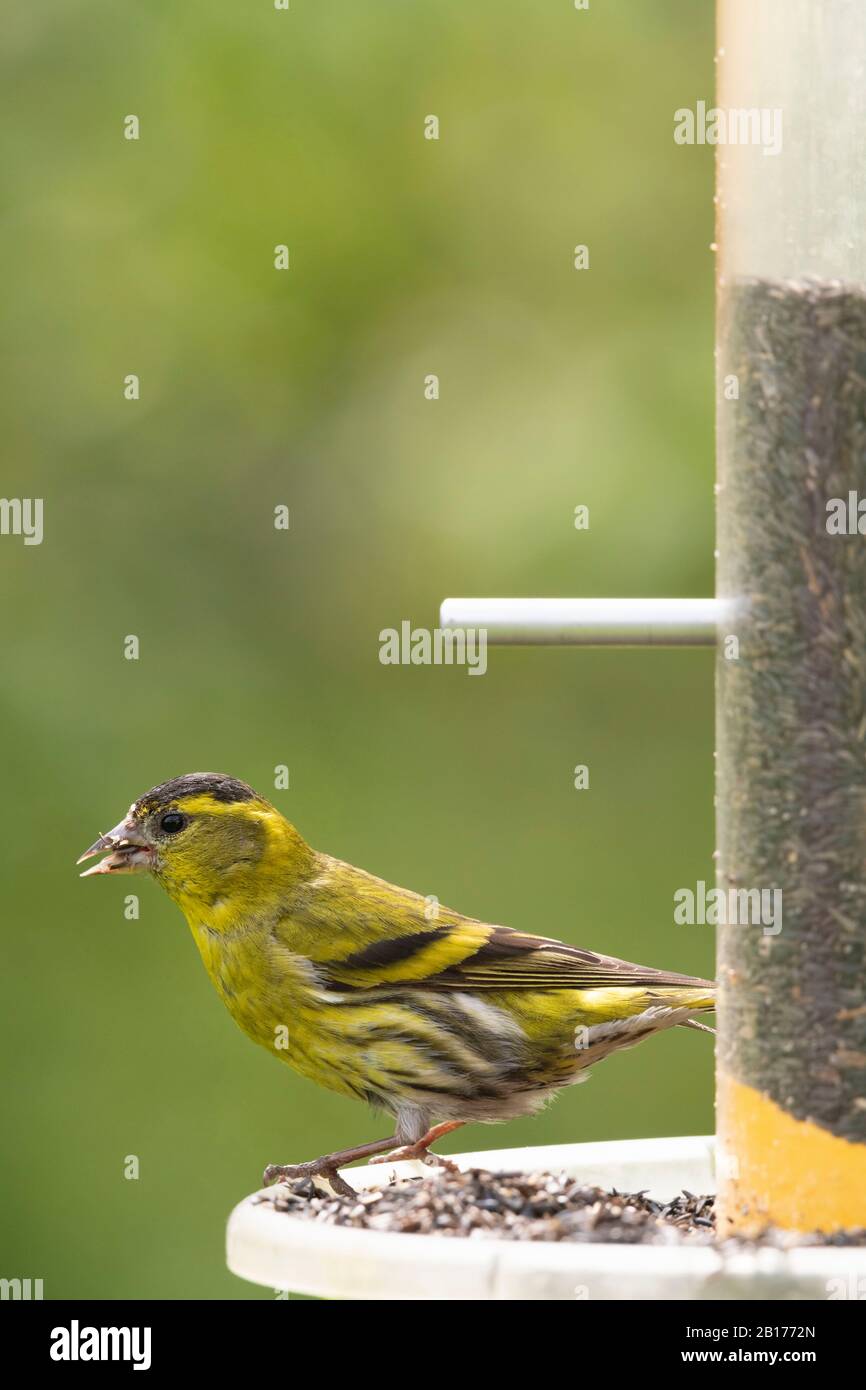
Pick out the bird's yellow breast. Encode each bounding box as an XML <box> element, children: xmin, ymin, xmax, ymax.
<box><xmin>184</xmin><ymin>912</ymin><xmax>312</xmax><ymax>1055</ymax></box>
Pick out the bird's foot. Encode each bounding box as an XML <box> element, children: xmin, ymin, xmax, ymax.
<box><xmin>370</xmin><ymin>1145</ymin><xmax>460</xmax><ymax>1174</ymax></box>
<box><xmin>263</xmin><ymin>1159</ymin><xmax>358</xmax><ymax>1198</ymax></box>
<box><xmin>262</xmin><ymin>1134</ymin><xmax>403</xmax><ymax>1199</ymax></box>
<box><xmin>369</xmin><ymin>1120</ymin><xmax>464</xmax><ymax>1174</ymax></box>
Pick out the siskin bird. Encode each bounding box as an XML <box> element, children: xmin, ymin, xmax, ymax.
<box><xmin>78</xmin><ymin>772</ymin><xmax>715</xmax><ymax>1195</ymax></box>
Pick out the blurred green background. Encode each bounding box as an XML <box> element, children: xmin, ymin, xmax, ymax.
<box><xmin>1</xmin><ymin>1</ymin><xmax>715</xmax><ymax>1298</ymax></box>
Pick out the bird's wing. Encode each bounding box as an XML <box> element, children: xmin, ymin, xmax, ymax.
<box><xmin>281</xmin><ymin>857</ymin><xmax>714</xmax><ymax>994</ymax></box>
<box><xmin>403</xmin><ymin>926</ymin><xmax>715</xmax><ymax>993</ymax></box>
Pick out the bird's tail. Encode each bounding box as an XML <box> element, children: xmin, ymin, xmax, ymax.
<box><xmin>680</xmin><ymin>1016</ymin><xmax>716</xmax><ymax>1036</ymax></box>
<box><xmin>670</xmin><ymin>983</ymin><xmax>716</xmax><ymax>1036</ymax></box>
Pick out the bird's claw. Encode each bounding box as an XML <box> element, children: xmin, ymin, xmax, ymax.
<box><xmin>262</xmin><ymin>1161</ymin><xmax>357</xmax><ymax>1198</ymax></box>
<box><xmin>369</xmin><ymin>1145</ymin><xmax>459</xmax><ymax>1174</ymax></box>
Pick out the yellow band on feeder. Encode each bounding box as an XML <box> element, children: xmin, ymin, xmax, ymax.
<box><xmin>717</xmin><ymin>1072</ymin><xmax>866</xmax><ymax>1236</ymax></box>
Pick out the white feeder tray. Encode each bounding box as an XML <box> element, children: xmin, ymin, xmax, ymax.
<box><xmin>226</xmin><ymin>1135</ymin><xmax>866</xmax><ymax>1300</ymax></box>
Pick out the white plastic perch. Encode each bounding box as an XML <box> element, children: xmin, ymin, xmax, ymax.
<box><xmin>439</xmin><ymin>598</ymin><xmax>730</xmax><ymax>647</ymax></box>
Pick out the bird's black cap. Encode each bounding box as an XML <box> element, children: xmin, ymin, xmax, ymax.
<box><xmin>133</xmin><ymin>773</ymin><xmax>259</xmax><ymax>816</ymax></box>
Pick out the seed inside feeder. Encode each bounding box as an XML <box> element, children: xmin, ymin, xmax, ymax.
<box><xmin>717</xmin><ymin>278</ymin><xmax>866</xmax><ymax>1146</ymax></box>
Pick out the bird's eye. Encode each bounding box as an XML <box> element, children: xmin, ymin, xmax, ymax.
<box><xmin>160</xmin><ymin>812</ymin><xmax>186</xmax><ymax>835</ymax></box>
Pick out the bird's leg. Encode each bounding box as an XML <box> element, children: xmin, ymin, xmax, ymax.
<box><xmin>369</xmin><ymin>1120</ymin><xmax>465</xmax><ymax>1173</ymax></box>
<box><xmin>263</xmin><ymin>1135</ymin><xmax>400</xmax><ymax>1198</ymax></box>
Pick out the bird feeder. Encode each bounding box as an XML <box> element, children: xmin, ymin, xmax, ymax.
<box><xmin>715</xmin><ymin>0</ymin><xmax>866</xmax><ymax>1235</ymax></box>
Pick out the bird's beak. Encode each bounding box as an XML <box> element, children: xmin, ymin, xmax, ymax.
<box><xmin>77</xmin><ymin>817</ymin><xmax>154</xmax><ymax>877</ymax></box>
